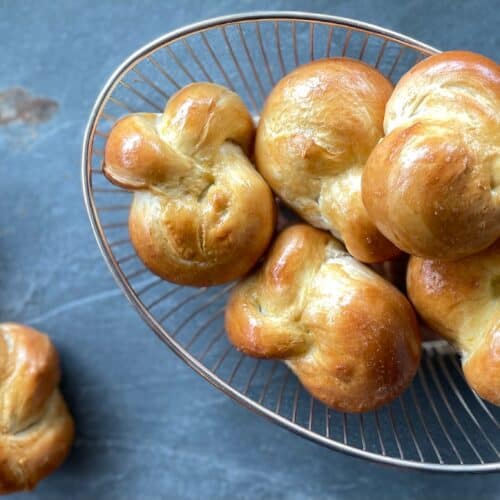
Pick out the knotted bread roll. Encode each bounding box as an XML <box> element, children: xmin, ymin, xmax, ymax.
<box><xmin>363</xmin><ymin>51</ymin><xmax>500</xmax><ymax>260</ymax></box>
<box><xmin>104</xmin><ymin>83</ymin><xmax>276</xmax><ymax>286</ymax></box>
<box><xmin>255</xmin><ymin>58</ymin><xmax>400</xmax><ymax>263</ymax></box>
<box><xmin>0</xmin><ymin>323</ymin><xmax>74</xmax><ymax>493</ymax></box>
<box><xmin>225</xmin><ymin>225</ymin><xmax>421</xmax><ymax>412</ymax></box>
<box><xmin>407</xmin><ymin>241</ymin><xmax>500</xmax><ymax>405</ymax></box>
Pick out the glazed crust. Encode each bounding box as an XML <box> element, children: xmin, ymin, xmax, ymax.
<box><xmin>104</xmin><ymin>83</ymin><xmax>276</xmax><ymax>286</ymax></box>
<box><xmin>0</xmin><ymin>323</ymin><xmax>74</xmax><ymax>494</ymax></box>
<box><xmin>255</xmin><ymin>58</ymin><xmax>399</xmax><ymax>263</ymax></box>
<box><xmin>363</xmin><ymin>51</ymin><xmax>500</xmax><ymax>260</ymax></box>
<box><xmin>407</xmin><ymin>241</ymin><xmax>500</xmax><ymax>405</ymax></box>
<box><xmin>225</xmin><ymin>225</ymin><xmax>421</xmax><ymax>412</ymax></box>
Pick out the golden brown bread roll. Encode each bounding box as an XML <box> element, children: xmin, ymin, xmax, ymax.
<box><xmin>363</xmin><ymin>51</ymin><xmax>500</xmax><ymax>260</ymax></box>
<box><xmin>407</xmin><ymin>241</ymin><xmax>500</xmax><ymax>405</ymax></box>
<box><xmin>104</xmin><ymin>82</ymin><xmax>276</xmax><ymax>286</ymax></box>
<box><xmin>0</xmin><ymin>323</ymin><xmax>74</xmax><ymax>493</ymax></box>
<box><xmin>255</xmin><ymin>58</ymin><xmax>400</xmax><ymax>263</ymax></box>
<box><xmin>225</xmin><ymin>225</ymin><xmax>421</xmax><ymax>412</ymax></box>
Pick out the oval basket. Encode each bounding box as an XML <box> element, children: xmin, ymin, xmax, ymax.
<box><xmin>82</xmin><ymin>12</ymin><xmax>500</xmax><ymax>472</ymax></box>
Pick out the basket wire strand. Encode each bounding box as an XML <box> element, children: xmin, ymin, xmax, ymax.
<box><xmin>82</xmin><ymin>12</ymin><xmax>500</xmax><ymax>472</ymax></box>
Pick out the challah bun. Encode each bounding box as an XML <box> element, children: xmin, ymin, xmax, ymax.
<box><xmin>0</xmin><ymin>323</ymin><xmax>74</xmax><ymax>493</ymax></box>
<box><xmin>363</xmin><ymin>51</ymin><xmax>500</xmax><ymax>260</ymax></box>
<box><xmin>225</xmin><ymin>225</ymin><xmax>421</xmax><ymax>412</ymax></box>
<box><xmin>255</xmin><ymin>58</ymin><xmax>400</xmax><ymax>263</ymax></box>
<box><xmin>104</xmin><ymin>82</ymin><xmax>276</xmax><ymax>286</ymax></box>
<box><xmin>407</xmin><ymin>241</ymin><xmax>500</xmax><ymax>405</ymax></box>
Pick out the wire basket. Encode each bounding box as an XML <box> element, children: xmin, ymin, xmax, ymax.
<box><xmin>82</xmin><ymin>12</ymin><xmax>500</xmax><ymax>472</ymax></box>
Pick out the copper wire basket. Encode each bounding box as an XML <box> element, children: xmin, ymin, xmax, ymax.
<box><xmin>82</xmin><ymin>12</ymin><xmax>500</xmax><ymax>472</ymax></box>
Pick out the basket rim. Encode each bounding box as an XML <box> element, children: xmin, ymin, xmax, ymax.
<box><xmin>81</xmin><ymin>11</ymin><xmax>498</xmax><ymax>473</ymax></box>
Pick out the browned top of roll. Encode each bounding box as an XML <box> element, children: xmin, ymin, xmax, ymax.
<box><xmin>255</xmin><ymin>58</ymin><xmax>400</xmax><ymax>263</ymax></box>
<box><xmin>225</xmin><ymin>225</ymin><xmax>421</xmax><ymax>412</ymax></box>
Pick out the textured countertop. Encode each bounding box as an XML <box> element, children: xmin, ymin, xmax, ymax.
<box><xmin>1</xmin><ymin>1</ymin><xmax>499</xmax><ymax>498</ymax></box>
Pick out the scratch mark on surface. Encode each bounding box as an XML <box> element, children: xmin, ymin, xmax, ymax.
<box><xmin>24</xmin><ymin>277</ymin><xmax>157</xmax><ymax>325</ymax></box>
<box><xmin>34</xmin><ymin>120</ymin><xmax>77</xmax><ymax>146</ymax></box>
<box><xmin>74</xmin><ymin>437</ymin><xmax>358</xmax><ymax>492</ymax></box>
<box><xmin>7</xmin><ymin>281</ymin><xmax>37</xmax><ymax>318</ymax></box>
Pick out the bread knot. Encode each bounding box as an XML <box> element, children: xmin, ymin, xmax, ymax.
<box><xmin>104</xmin><ymin>83</ymin><xmax>276</xmax><ymax>285</ymax></box>
<box><xmin>225</xmin><ymin>225</ymin><xmax>421</xmax><ymax>412</ymax></box>
<box><xmin>255</xmin><ymin>58</ymin><xmax>400</xmax><ymax>263</ymax></box>
<box><xmin>363</xmin><ymin>51</ymin><xmax>500</xmax><ymax>259</ymax></box>
<box><xmin>0</xmin><ymin>323</ymin><xmax>74</xmax><ymax>493</ymax></box>
<box><xmin>407</xmin><ymin>241</ymin><xmax>500</xmax><ymax>405</ymax></box>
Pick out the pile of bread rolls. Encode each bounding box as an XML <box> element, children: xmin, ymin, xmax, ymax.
<box><xmin>104</xmin><ymin>50</ymin><xmax>499</xmax><ymax>412</ymax></box>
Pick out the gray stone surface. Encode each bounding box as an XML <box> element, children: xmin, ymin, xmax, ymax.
<box><xmin>1</xmin><ymin>0</ymin><xmax>499</xmax><ymax>498</ymax></box>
